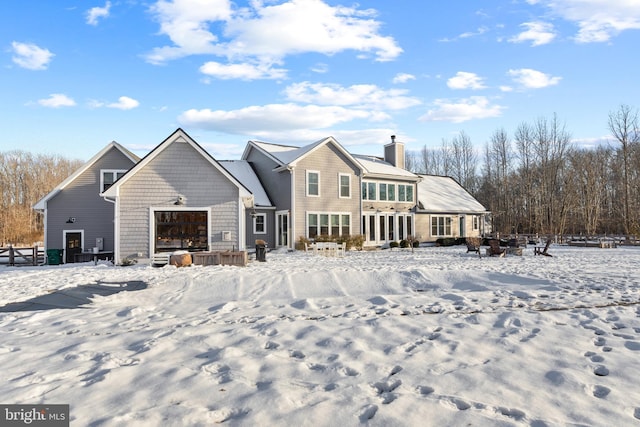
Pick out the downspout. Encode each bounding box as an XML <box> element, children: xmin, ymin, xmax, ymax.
<box><xmin>288</xmin><ymin>166</ymin><xmax>295</xmax><ymax>250</ymax></box>
<box><xmin>102</xmin><ymin>194</ymin><xmax>119</xmax><ymax>264</ymax></box>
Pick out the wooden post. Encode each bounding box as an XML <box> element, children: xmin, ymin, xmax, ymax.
<box><xmin>33</xmin><ymin>245</ymin><xmax>38</xmax><ymax>266</ymax></box>
<box><xmin>8</xmin><ymin>245</ymin><xmax>14</xmax><ymax>266</ymax></box>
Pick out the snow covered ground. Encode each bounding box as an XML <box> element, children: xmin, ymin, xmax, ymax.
<box><xmin>1</xmin><ymin>244</ymin><xmax>640</xmax><ymax>426</ymax></box>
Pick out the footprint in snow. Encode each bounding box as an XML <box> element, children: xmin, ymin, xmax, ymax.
<box><xmin>594</xmin><ymin>365</ymin><xmax>609</xmax><ymax>376</ymax></box>
<box><xmin>416</xmin><ymin>385</ymin><xmax>435</xmax><ymax>396</ymax></box>
<box><xmin>289</xmin><ymin>350</ymin><xmax>305</xmax><ymax>359</ymax></box>
<box><xmin>592</xmin><ymin>385</ymin><xmax>611</xmax><ymax>398</ymax></box>
<box><xmin>358</xmin><ymin>404</ymin><xmax>378</xmax><ymax>421</ymax></box>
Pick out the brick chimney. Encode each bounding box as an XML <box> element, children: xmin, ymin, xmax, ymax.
<box><xmin>384</xmin><ymin>135</ymin><xmax>405</xmax><ymax>169</ymax></box>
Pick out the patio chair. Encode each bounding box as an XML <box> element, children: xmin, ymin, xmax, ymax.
<box><xmin>488</xmin><ymin>239</ymin><xmax>506</xmax><ymax>257</ymax></box>
<box><xmin>465</xmin><ymin>238</ymin><xmax>481</xmax><ymax>257</ymax></box>
<box><xmin>534</xmin><ymin>238</ymin><xmax>553</xmax><ymax>257</ymax></box>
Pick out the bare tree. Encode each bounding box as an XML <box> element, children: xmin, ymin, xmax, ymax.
<box><xmin>608</xmin><ymin>104</ymin><xmax>640</xmax><ymax>236</ymax></box>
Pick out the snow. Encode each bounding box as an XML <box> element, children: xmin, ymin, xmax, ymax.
<box><xmin>417</xmin><ymin>175</ymin><xmax>487</xmax><ymax>213</ymax></box>
<box><xmin>2</xmin><ymin>245</ymin><xmax>640</xmax><ymax>426</ymax></box>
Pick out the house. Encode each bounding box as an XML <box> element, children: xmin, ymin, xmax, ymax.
<box><xmin>101</xmin><ymin>129</ymin><xmax>254</xmax><ymax>263</ymax></box>
<box><xmin>33</xmin><ymin>141</ymin><xmax>139</xmax><ymax>263</ymax></box>
<box><xmin>35</xmin><ymin>130</ymin><xmax>490</xmax><ymax>265</ymax></box>
<box><xmin>219</xmin><ymin>160</ymin><xmax>275</xmax><ymax>249</ymax></box>
<box><xmin>355</xmin><ymin>137</ymin><xmax>422</xmax><ymax>246</ymax></box>
<box><xmin>242</xmin><ymin>135</ymin><xmax>423</xmax><ymax>248</ymax></box>
<box><xmin>241</xmin><ymin>136</ymin><xmax>363</xmax><ymax>249</ymax></box>
<box><xmin>414</xmin><ymin>174</ymin><xmax>490</xmax><ymax>242</ymax></box>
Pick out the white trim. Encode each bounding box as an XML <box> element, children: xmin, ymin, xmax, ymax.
<box><xmin>253</xmin><ymin>213</ymin><xmax>267</xmax><ymax>234</ymax></box>
<box><xmin>149</xmin><ymin>206</ymin><xmax>212</xmax><ymax>255</ymax></box>
<box><xmin>62</xmin><ymin>229</ymin><xmax>84</xmax><ymax>264</ymax></box>
<box><xmin>306</xmin><ymin>170</ymin><xmax>320</xmax><ymax>197</ymax></box>
<box><xmin>100</xmin><ymin>169</ymin><xmax>127</xmax><ymax>193</ymax></box>
<box><xmin>306</xmin><ymin>211</ymin><xmax>352</xmax><ymax>239</ymax></box>
<box><xmin>338</xmin><ymin>173</ymin><xmax>351</xmax><ymax>199</ymax></box>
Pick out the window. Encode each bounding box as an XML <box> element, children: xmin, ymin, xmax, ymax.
<box><xmin>387</xmin><ymin>184</ymin><xmax>395</xmax><ymax>201</ymax></box>
<box><xmin>473</xmin><ymin>216</ymin><xmax>480</xmax><ymax>231</ymax></box>
<box><xmin>307</xmin><ymin>170</ymin><xmax>320</xmax><ymax>196</ymax></box>
<box><xmin>101</xmin><ymin>169</ymin><xmax>126</xmax><ymax>192</ymax></box>
<box><xmin>155</xmin><ymin>210</ymin><xmax>208</xmax><ymax>252</ymax></box>
<box><xmin>362</xmin><ymin>181</ymin><xmax>377</xmax><ymax>201</ymax></box>
<box><xmin>320</xmin><ymin>214</ymin><xmax>329</xmax><ymax>235</ymax></box>
<box><xmin>379</xmin><ymin>183</ymin><xmax>387</xmax><ymax>201</ymax></box>
<box><xmin>253</xmin><ymin>213</ymin><xmax>267</xmax><ymax>234</ymax></box>
<box><xmin>308</xmin><ymin>214</ymin><xmax>318</xmax><ymax>237</ymax></box>
<box><xmin>307</xmin><ymin>212</ymin><xmax>351</xmax><ymax>238</ymax></box>
<box><xmin>397</xmin><ymin>184</ymin><xmax>414</xmax><ymax>203</ymax></box>
<box><xmin>431</xmin><ymin>216</ymin><xmax>452</xmax><ymax>237</ymax></box>
<box><xmin>341</xmin><ymin>215</ymin><xmax>350</xmax><ymax>236</ymax></box>
<box><xmin>339</xmin><ymin>174</ymin><xmax>351</xmax><ymax>198</ymax></box>
<box><xmin>331</xmin><ymin>214</ymin><xmax>340</xmax><ymax>236</ymax></box>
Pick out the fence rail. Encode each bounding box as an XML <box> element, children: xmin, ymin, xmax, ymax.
<box><xmin>0</xmin><ymin>246</ymin><xmax>45</xmax><ymax>266</ymax></box>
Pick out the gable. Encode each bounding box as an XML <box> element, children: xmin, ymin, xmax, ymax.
<box><xmin>102</xmin><ymin>129</ymin><xmax>251</xmax><ymax>200</ymax></box>
<box><xmin>34</xmin><ymin>142</ymin><xmax>139</xmax><ymax>210</ymax></box>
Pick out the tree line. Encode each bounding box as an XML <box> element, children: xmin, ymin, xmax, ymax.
<box><xmin>0</xmin><ymin>151</ymin><xmax>82</xmax><ymax>245</ymax></box>
<box><xmin>406</xmin><ymin>105</ymin><xmax>640</xmax><ymax>238</ymax></box>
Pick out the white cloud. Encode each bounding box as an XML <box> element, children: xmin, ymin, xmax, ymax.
<box><xmin>37</xmin><ymin>94</ymin><xmax>76</xmax><ymax>108</ymax></box>
<box><xmin>311</xmin><ymin>63</ymin><xmax>329</xmax><ymax>74</ymax></box>
<box><xmin>283</xmin><ymin>82</ymin><xmax>421</xmax><ymax>110</ymax></box>
<box><xmin>440</xmin><ymin>26</ymin><xmax>489</xmax><ymax>42</ymax></box>
<box><xmin>145</xmin><ymin>0</ymin><xmax>402</xmax><ymax>79</ymax></box>
<box><xmin>392</xmin><ymin>73</ymin><xmax>416</xmax><ymax>84</ymax></box>
<box><xmin>108</xmin><ymin>96</ymin><xmax>140</xmax><ymax>110</ymax></box>
<box><xmin>419</xmin><ymin>96</ymin><xmax>505</xmax><ymax>123</ymax></box>
<box><xmin>89</xmin><ymin>96</ymin><xmax>140</xmax><ymax>110</ymax></box>
<box><xmin>178</xmin><ymin>103</ymin><xmax>387</xmax><ymax>134</ymax></box>
<box><xmin>508</xmin><ymin>68</ymin><xmax>561</xmax><ymax>89</ymax></box>
<box><xmin>86</xmin><ymin>1</ymin><xmax>111</xmax><ymax>26</ymax></box>
<box><xmin>509</xmin><ymin>21</ymin><xmax>556</xmax><ymax>46</ymax></box>
<box><xmin>531</xmin><ymin>0</ymin><xmax>640</xmax><ymax>43</ymax></box>
<box><xmin>199</xmin><ymin>61</ymin><xmax>287</xmax><ymax>80</ymax></box>
<box><xmin>144</xmin><ymin>0</ymin><xmax>232</xmax><ymax>64</ymax></box>
<box><xmin>447</xmin><ymin>72</ymin><xmax>487</xmax><ymax>90</ymax></box>
<box><xmin>11</xmin><ymin>42</ymin><xmax>54</xmax><ymax>70</ymax></box>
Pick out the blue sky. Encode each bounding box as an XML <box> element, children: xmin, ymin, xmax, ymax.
<box><xmin>2</xmin><ymin>0</ymin><xmax>639</xmax><ymax>161</ymax></box>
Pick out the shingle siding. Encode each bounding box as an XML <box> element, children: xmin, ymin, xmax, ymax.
<box><xmin>117</xmin><ymin>141</ymin><xmax>240</xmax><ymax>259</ymax></box>
<box><xmin>293</xmin><ymin>143</ymin><xmax>361</xmax><ymax>239</ymax></box>
<box><xmin>245</xmin><ymin>148</ymin><xmax>291</xmax><ymax>210</ymax></box>
<box><xmin>46</xmin><ymin>147</ymin><xmax>134</xmax><ymax>253</ymax></box>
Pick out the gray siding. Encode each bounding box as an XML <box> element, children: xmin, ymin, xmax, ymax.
<box><xmin>46</xmin><ymin>147</ymin><xmax>135</xmax><ymax>254</ymax></box>
<box><xmin>245</xmin><ymin>148</ymin><xmax>291</xmax><ymax>210</ymax></box>
<box><xmin>293</xmin><ymin>143</ymin><xmax>361</xmax><ymax>240</ymax></box>
<box><xmin>245</xmin><ymin>208</ymin><xmax>276</xmax><ymax>248</ymax></box>
<box><xmin>117</xmin><ymin>141</ymin><xmax>240</xmax><ymax>259</ymax></box>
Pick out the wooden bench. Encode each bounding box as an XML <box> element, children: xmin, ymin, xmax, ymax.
<box><xmin>534</xmin><ymin>239</ymin><xmax>553</xmax><ymax>257</ymax></box>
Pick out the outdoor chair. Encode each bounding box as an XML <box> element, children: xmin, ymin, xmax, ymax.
<box><xmin>534</xmin><ymin>238</ymin><xmax>553</xmax><ymax>257</ymax></box>
<box><xmin>465</xmin><ymin>238</ymin><xmax>481</xmax><ymax>257</ymax></box>
<box><xmin>488</xmin><ymin>239</ymin><xmax>506</xmax><ymax>257</ymax></box>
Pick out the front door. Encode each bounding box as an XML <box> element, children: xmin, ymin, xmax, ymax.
<box><xmin>65</xmin><ymin>232</ymin><xmax>82</xmax><ymax>263</ymax></box>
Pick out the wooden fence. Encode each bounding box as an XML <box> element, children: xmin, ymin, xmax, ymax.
<box><xmin>0</xmin><ymin>245</ymin><xmax>45</xmax><ymax>266</ymax></box>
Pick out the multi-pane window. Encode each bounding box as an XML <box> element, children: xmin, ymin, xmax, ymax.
<box><xmin>379</xmin><ymin>183</ymin><xmax>387</xmax><ymax>201</ymax></box>
<box><xmin>431</xmin><ymin>216</ymin><xmax>452</xmax><ymax>237</ymax></box>
<box><xmin>362</xmin><ymin>181</ymin><xmax>377</xmax><ymax>201</ymax></box>
<box><xmin>339</xmin><ymin>174</ymin><xmax>351</xmax><ymax>198</ymax></box>
<box><xmin>473</xmin><ymin>215</ymin><xmax>480</xmax><ymax>230</ymax></box>
<box><xmin>101</xmin><ymin>170</ymin><xmax>126</xmax><ymax>192</ymax></box>
<box><xmin>397</xmin><ymin>184</ymin><xmax>414</xmax><ymax>202</ymax></box>
<box><xmin>253</xmin><ymin>213</ymin><xmax>266</xmax><ymax>234</ymax></box>
<box><xmin>307</xmin><ymin>212</ymin><xmax>351</xmax><ymax>238</ymax></box>
<box><xmin>307</xmin><ymin>171</ymin><xmax>320</xmax><ymax>196</ymax></box>
<box><xmin>387</xmin><ymin>184</ymin><xmax>395</xmax><ymax>201</ymax></box>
